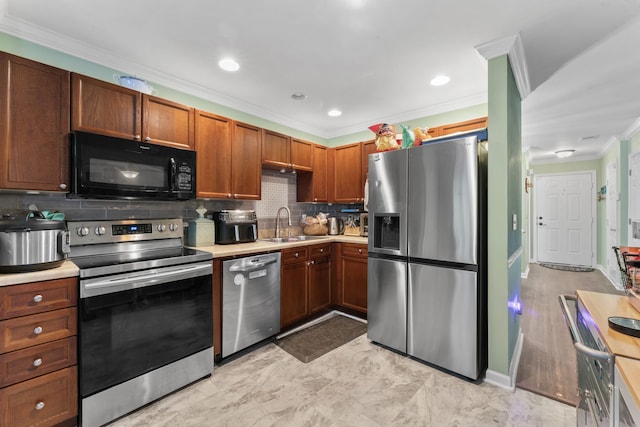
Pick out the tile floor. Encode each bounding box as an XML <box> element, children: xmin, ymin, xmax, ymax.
<box><xmin>109</xmin><ymin>334</ymin><xmax>575</xmax><ymax>427</ymax></box>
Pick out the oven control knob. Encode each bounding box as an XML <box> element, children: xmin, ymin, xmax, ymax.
<box><xmin>157</xmin><ymin>224</ymin><xmax>167</xmax><ymax>232</ymax></box>
<box><xmin>77</xmin><ymin>227</ymin><xmax>90</xmax><ymax>237</ymax></box>
<box><xmin>95</xmin><ymin>226</ymin><xmax>106</xmax><ymax>236</ymax></box>
<box><xmin>169</xmin><ymin>223</ymin><xmax>179</xmax><ymax>232</ymax></box>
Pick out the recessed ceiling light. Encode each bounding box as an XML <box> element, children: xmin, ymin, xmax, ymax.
<box><xmin>327</xmin><ymin>109</ymin><xmax>342</xmax><ymax>117</ymax></box>
<box><xmin>430</xmin><ymin>75</ymin><xmax>450</xmax><ymax>86</ymax></box>
<box><xmin>291</xmin><ymin>92</ymin><xmax>307</xmax><ymax>100</ymax></box>
<box><xmin>555</xmin><ymin>150</ymin><xmax>575</xmax><ymax>158</ymax></box>
<box><xmin>218</xmin><ymin>58</ymin><xmax>239</xmax><ymax>72</ymax></box>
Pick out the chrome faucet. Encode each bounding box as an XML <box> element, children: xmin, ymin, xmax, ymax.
<box><xmin>275</xmin><ymin>206</ymin><xmax>292</xmax><ymax>238</ymax></box>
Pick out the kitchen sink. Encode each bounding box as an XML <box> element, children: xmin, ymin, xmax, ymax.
<box><xmin>258</xmin><ymin>235</ymin><xmax>329</xmax><ymax>243</ymax></box>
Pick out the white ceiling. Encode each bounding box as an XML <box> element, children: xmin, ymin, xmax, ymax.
<box><xmin>2</xmin><ymin>0</ymin><xmax>640</xmax><ymax>163</ymax></box>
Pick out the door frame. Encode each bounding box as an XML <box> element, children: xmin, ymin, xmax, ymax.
<box><xmin>533</xmin><ymin>170</ymin><xmax>596</xmax><ymax>266</ymax></box>
<box><xmin>628</xmin><ymin>149</ymin><xmax>640</xmax><ymax>246</ymax></box>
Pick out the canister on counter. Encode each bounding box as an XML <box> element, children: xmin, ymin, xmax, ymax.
<box><xmin>187</xmin><ymin>206</ymin><xmax>215</xmax><ymax>246</ymax></box>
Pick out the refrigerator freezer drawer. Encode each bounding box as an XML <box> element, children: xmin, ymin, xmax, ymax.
<box><xmin>367</xmin><ymin>257</ymin><xmax>407</xmax><ymax>353</ymax></box>
<box><xmin>408</xmin><ymin>262</ymin><xmax>480</xmax><ymax>379</ymax></box>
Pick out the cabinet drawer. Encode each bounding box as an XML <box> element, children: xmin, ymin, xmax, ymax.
<box><xmin>0</xmin><ymin>366</ymin><xmax>77</xmax><ymax>427</ymax></box>
<box><xmin>282</xmin><ymin>247</ymin><xmax>309</xmax><ymax>264</ymax></box>
<box><xmin>0</xmin><ymin>278</ymin><xmax>77</xmax><ymax>320</ymax></box>
<box><xmin>0</xmin><ymin>308</ymin><xmax>77</xmax><ymax>354</ymax></box>
<box><xmin>0</xmin><ymin>337</ymin><xmax>76</xmax><ymax>388</ymax></box>
<box><xmin>310</xmin><ymin>244</ymin><xmax>331</xmax><ymax>258</ymax></box>
<box><xmin>342</xmin><ymin>244</ymin><xmax>368</xmax><ymax>258</ymax></box>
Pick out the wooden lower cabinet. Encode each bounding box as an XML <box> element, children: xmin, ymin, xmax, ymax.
<box><xmin>0</xmin><ymin>366</ymin><xmax>77</xmax><ymax>427</ymax></box>
<box><xmin>338</xmin><ymin>243</ymin><xmax>368</xmax><ymax>314</ymax></box>
<box><xmin>0</xmin><ymin>277</ymin><xmax>78</xmax><ymax>427</ymax></box>
<box><xmin>280</xmin><ymin>244</ymin><xmax>331</xmax><ymax>328</ymax></box>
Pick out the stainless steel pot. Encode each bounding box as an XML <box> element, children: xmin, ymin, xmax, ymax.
<box><xmin>0</xmin><ymin>211</ymin><xmax>70</xmax><ymax>273</ymax></box>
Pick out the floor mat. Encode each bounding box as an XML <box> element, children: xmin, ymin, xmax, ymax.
<box><xmin>539</xmin><ymin>263</ymin><xmax>594</xmax><ymax>272</ymax></box>
<box><xmin>276</xmin><ymin>315</ymin><xmax>366</xmax><ymax>363</ymax></box>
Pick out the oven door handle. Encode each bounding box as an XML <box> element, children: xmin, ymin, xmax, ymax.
<box><xmin>81</xmin><ymin>263</ymin><xmax>213</xmax><ymax>297</ymax></box>
<box><xmin>558</xmin><ymin>294</ymin><xmax>613</xmax><ymax>361</ymax></box>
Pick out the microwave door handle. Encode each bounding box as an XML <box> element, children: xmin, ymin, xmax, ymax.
<box><xmin>251</xmin><ymin>224</ymin><xmax>257</xmax><ymax>240</ymax></box>
<box><xmin>169</xmin><ymin>157</ymin><xmax>177</xmax><ymax>191</ymax></box>
<box><xmin>234</xmin><ymin>225</ymin><xmax>240</xmax><ymax>242</ymax></box>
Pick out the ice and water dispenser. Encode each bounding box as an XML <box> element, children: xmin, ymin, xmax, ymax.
<box><xmin>373</xmin><ymin>214</ymin><xmax>400</xmax><ymax>250</ymax></box>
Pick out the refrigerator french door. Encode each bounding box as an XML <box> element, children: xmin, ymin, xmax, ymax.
<box><xmin>367</xmin><ymin>135</ymin><xmax>487</xmax><ymax>381</ymax></box>
<box><xmin>367</xmin><ymin>148</ymin><xmax>408</xmax><ymax>353</ymax></box>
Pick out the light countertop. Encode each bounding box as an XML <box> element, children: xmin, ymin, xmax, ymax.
<box><xmin>616</xmin><ymin>356</ymin><xmax>640</xmax><ymax>414</ymax></box>
<box><xmin>192</xmin><ymin>235</ymin><xmax>368</xmax><ymax>258</ymax></box>
<box><xmin>0</xmin><ymin>235</ymin><xmax>368</xmax><ymax>287</ymax></box>
<box><xmin>576</xmin><ymin>290</ymin><xmax>640</xmax><ymax>360</ymax></box>
<box><xmin>0</xmin><ymin>260</ymin><xmax>79</xmax><ymax>287</ymax></box>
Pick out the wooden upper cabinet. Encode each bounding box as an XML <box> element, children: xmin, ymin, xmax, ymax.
<box><xmin>440</xmin><ymin>116</ymin><xmax>487</xmax><ymax>136</ymax></box>
<box><xmin>71</xmin><ymin>73</ymin><xmax>195</xmax><ymax>150</ymax></box>
<box><xmin>262</xmin><ymin>130</ymin><xmax>313</xmax><ymax>172</ymax></box>
<box><xmin>333</xmin><ymin>142</ymin><xmax>363</xmax><ymax>203</ymax></box>
<box><xmin>195</xmin><ymin>110</ymin><xmax>232</xmax><ymax>199</ymax></box>
<box><xmin>361</xmin><ymin>139</ymin><xmax>377</xmax><ymax>186</ymax></box>
<box><xmin>290</xmin><ymin>139</ymin><xmax>313</xmax><ymax>172</ymax></box>
<box><xmin>297</xmin><ymin>144</ymin><xmax>328</xmax><ymax>203</ymax></box>
<box><xmin>231</xmin><ymin>121</ymin><xmax>262</xmax><ymax>200</ymax></box>
<box><xmin>142</xmin><ymin>95</ymin><xmax>195</xmax><ymax>150</ymax></box>
<box><xmin>71</xmin><ymin>73</ymin><xmax>141</xmax><ymax>140</ymax></box>
<box><xmin>0</xmin><ymin>53</ymin><xmax>70</xmax><ymax>192</ymax></box>
<box><xmin>262</xmin><ymin>129</ymin><xmax>290</xmax><ymax>169</ymax></box>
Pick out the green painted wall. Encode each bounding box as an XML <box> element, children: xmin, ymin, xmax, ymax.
<box><xmin>487</xmin><ymin>55</ymin><xmax>521</xmax><ymax>376</ymax></box>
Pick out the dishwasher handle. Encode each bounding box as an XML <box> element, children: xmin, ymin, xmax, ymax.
<box><xmin>558</xmin><ymin>294</ymin><xmax>612</xmax><ymax>361</ymax></box>
<box><xmin>229</xmin><ymin>256</ymin><xmax>279</xmax><ymax>272</ymax></box>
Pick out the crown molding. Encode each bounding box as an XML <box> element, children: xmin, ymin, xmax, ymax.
<box><xmin>622</xmin><ymin>116</ymin><xmax>640</xmax><ymax>140</ymax></box>
<box><xmin>475</xmin><ymin>33</ymin><xmax>531</xmax><ymax>100</ymax></box>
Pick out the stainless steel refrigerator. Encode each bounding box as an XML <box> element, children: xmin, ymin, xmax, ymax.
<box><xmin>367</xmin><ymin>134</ymin><xmax>487</xmax><ymax>380</ymax></box>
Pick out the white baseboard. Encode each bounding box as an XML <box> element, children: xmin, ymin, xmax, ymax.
<box><xmin>484</xmin><ymin>329</ymin><xmax>523</xmax><ymax>391</ymax></box>
<box><xmin>521</xmin><ymin>264</ymin><xmax>530</xmax><ymax>279</ymax></box>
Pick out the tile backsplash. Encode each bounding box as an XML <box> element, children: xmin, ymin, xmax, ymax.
<box><xmin>0</xmin><ymin>170</ymin><xmax>364</xmax><ymax>235</ymax></box>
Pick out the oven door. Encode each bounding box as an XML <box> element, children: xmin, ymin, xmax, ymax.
<box><xmin>79</xmin><ymin>261</ymin><xmax>213</xmax><ymax>398</ymax></box>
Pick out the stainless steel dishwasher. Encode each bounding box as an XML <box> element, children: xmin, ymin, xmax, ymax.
<box><xmin>222</xmin><ymin>252</ymin><xmax>281</xmax><ymax>358</ymax></box>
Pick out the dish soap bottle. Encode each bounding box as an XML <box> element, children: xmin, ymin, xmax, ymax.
<box><xmin>187</xmin><ymin>205</ymin><xmax>215</xmax><ymax>247</ymax></box>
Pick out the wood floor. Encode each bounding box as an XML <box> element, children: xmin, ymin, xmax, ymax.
<box><xmin>515</xmin><ymin>263</ymin><xmax>623</xmax><ymax>406</ymax></box>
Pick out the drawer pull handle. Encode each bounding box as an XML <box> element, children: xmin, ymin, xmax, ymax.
<box><xmin>358</xmin><ymin>249</ymin><xmax>362</xmax><ymax>254</ymax></box>
<box><xmin>33</xmin><ymin>358</ymin><xmax>43</xmax><ymax>367</ymax></box>
<box><xmin>33</xmin><ymin>294</ymin><xmax>43</xmax><ymax>303</ymax></box>
<box><xmin>33</xmin><ymin>326</ymin><xmax>43</xmax><ymax>335</ymax></box>
<box><xmin>320</xmin><ymin>248</ymin><xmax>324</xmax><ymax>253</ymax></box>
<box><xmin>35</xmin><ymin>401</ymin><xmax>45</xmax><ymax>411</ymax></box>
<box><xmin>294</xmin><ymin>253</ymin><xmax>299</xmax><ymax>258</ymax></box>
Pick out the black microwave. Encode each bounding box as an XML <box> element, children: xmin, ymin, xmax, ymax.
<box><xmin>71</xmin><ymin>131</ymin><xmax>196</xmax><ymax>200</ymax></box>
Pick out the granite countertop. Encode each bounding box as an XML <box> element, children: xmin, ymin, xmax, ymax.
<box><xmin>0</xmin><ymin>235</ymin><xmax>368</xmax><ymax>287</ymax></box>
<box><xmin>576</xmin><ymin>290</ymin><xmax>640</xmax><ymax>360</ymax></box>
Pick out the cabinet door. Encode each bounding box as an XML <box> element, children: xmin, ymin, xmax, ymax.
<box><xmin>297</xmin><ymin>144</ymin><xmax>328</xmax><ymax>202</ymax></box>
<box><xmin>290</xmin><ymin>138</ymin><xmax>313</xmax><ymax>172</ymax></box>
<box><xmin>231</xmin><ymin>122</ymin><xmax>262</xmax><ymax>200</ymax></box>
<box><xmin>440</xmin><ymin>117</ymin><xmax>487</xmax><ymax>136</ymax></box>
<box><xmin>281</xmin><ymin>261</ymin><xmax>309</xmax><ymax>328</ymax></box>
<box><xmin>142</xmin><ymin>95</ymin><xmax>195</xmax><ymax>150</ymax></box>
<box><xmin>361</xmin><ymin>139</ymin><xmax>377</xmax><ymax>181</ymax></box>
<box><xmin>0</xmin><ymin>54</ymin><xmax>70</xmax><ymax>192</ymax></box>
<box><xmin>195</xmin><ymin>111</ymin><xmax>232</xmax><ymax>199</ymax></box>
<box><xmin>308</xmin><ymin>256</ymin><xmax>331</xmax><ymax>315</ymax></box>
<box><xmin>333</xmin><ymin>143</ymin><xmax>363</xmax><ymax>203</ymax></box>
<box><xmin>340</xmin><ymin>244</ymin><xmax>368</xmax><ymax>313</ymax></box>
<box><xmin>262</xmin><ymin>129</ymin><xmax>290</xmax><ymax>169</ymax></box>
<box><xmin>71</xmin><ymin>73</ymin><xmax>141</xmax><ymax>140</ymax></box>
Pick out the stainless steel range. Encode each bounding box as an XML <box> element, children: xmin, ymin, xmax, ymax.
<box><xmin>68</xmin><ymin>218</ymin><xmax>213</xmax><ymax>427</ymax></box>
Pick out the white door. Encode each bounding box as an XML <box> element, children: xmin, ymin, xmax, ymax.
<box><xmin>606</xmin><ymin>160</ymin><xmax>618</xmax><ymax>280</ymax></box>
<box><xmin>535</xmin><ymin>172</ymin><xmax>594</xmax><ymax>266</ymax></box>
<box><xmin>629</xmin><ymin>151</ymin><xmax>640</xmax><ymax>246</ymax></box>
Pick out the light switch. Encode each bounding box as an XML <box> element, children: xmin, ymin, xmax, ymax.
<box><xmin>512</xmin><ymin>213</ymin><xmax>518</xmax><ymax>231</ymax></box>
